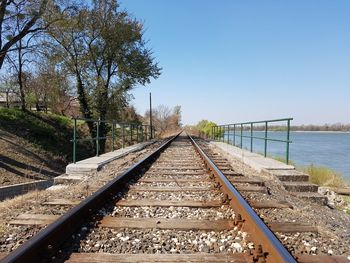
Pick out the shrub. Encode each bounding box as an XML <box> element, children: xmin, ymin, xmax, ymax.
<box><xmin>196</xmin><ymin>120</ymin><xmax>220</xmax><ymax>137</ymax></box>
<box><xmin>303</xmin><ymin>165</ymin><xmax>344</xmax><ymax>187</ymax></box>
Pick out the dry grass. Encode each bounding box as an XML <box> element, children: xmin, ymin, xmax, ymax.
<box><xmin>303</xmin><ymin>165</ymin><xmax>344</xmax><ymax>187</ymax></box>
<box><xmin>0</xmin><ymin>223</ymin><xmax>8</xmax><ymax>236</ymax></box>
<box><xmin>158</xmin><ymin>129</ymin><xmax>182</xmax><ymax>138</ymax></box>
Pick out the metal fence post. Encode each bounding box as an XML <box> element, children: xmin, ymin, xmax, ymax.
<box><xmin>240</xmin><ymin>124</ymin><xmax>243</xmax><ymax>149</ymax></box>
<box><xmin>286</xmin><ymin>119</ymin><xmax>290</xmax><ymax>164</ymax></box>
<box><xmin>221</xmin><ymin>126</ymin><xmax>224</xmax><ymax>142</ymax></box>
<box><xmin>136</xmin><ymin>125</ymin><xmax>139</xmax><ymax>143</ymax></box>
<box><xmin>112</xmin><ymin>120</ymin><xmax>115</xmax><ymax>151</ymax></box>
<box><xmin>233</xmin><ymin>124</ymin><xmax>236</xmax><ymax>146</ymax></box>
<box><xmin>73</xmin><ymin>118</ymin><xmax>77</xmax><ymax>163</ymax></box>
<box><xmin>204</xmin><ymin>118</ymin><xmax>292</xmax><ymax>163</ymax></box>
<box><xmin>226</xmin><ymin>125</ymin><xmax>229</xmax><ymax>144</ymax></box>
<box><xmin>250</xmin><ymin>123</ymin><xmax>253</xmax><ymax>152</ymax></box>
<box><xmin>141</xmin><ymin>125</ymin><xmax>144</xmax><ymax>142</ymax></box>
<box><xmin>122</xmin><ymin>124</ymin><xmax>125</xmax><ymax>148</ymax></box>
<box><xmin>264</xmin><ymin>121</ymin><xmax>268</xmax><ymax>157</ymax></box>
<box><xmin>130</xmin><ymin>124</ymin><xmax>133</xmax><ymax>143</ymax></box>
<box><xmin>96</xmin><ymin>119</ymin><xmax>100</xmax><ymax>157</ymax></box>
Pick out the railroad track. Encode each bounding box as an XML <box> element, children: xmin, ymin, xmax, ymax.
<box><xmin>0</xmin><ymin>133</ymin><xmax>348</xmax><ymax>262</ymax></box>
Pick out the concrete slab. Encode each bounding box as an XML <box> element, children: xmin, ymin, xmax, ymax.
<box><xmin>0</xmin><ymin>179</ymin><xmax>54</xmax><ymax>201</ymax></box>
<box><xmin>56</xmin><ymin>140</ymin><xmax>156</xmax><ymax>184</ymax></box>
<box><xmin>211</xmin><ymin>142</ymin><xmax>294</xmax><ymax>172</ymax></box>
<box><xmin>46</xmin><ymin>184</ymin><xmax>68</xmax><ymax>191</ymax></box>
<box><xmin>210</xmin><ymin>141</ymin><xmax>323</xmax><ymax>203</ymax></box>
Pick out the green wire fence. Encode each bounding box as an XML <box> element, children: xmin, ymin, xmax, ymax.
<box><xmin>211</xmin><ymin>118</ymin><xmax>293</xmax><ymax>164</ymax></box>
<box><xmin>72</xmin><ymin>117</ymin><xmax>155</xmax><ymax>163</ymax></box>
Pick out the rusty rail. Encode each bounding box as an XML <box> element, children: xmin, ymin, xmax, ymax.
<box><xmin>1</xmin><ymin>134</ymin><xmax>180</xmax><ymax>263</ymax></box>
<box><xmin>188</xmin><ymin>134</ymin><xmax>297</xmax><ymax>263</ymax></box>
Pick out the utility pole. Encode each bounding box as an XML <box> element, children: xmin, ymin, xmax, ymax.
<box><xmin>149</xmin><ymin>92</ymin><xmax>153</xmax><ymax>139</ymax></box>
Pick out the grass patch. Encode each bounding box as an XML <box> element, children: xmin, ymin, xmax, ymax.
<box><xmin>0</xmin><ymin>108</ymin><xmax>93</xmax><ymax>162</ymax></box>
<box><xmin>303</xmin><ymin>165</ymin><xmax>344</xmax><ymax>187</ymax></box>
<box><xmin>341</xmin><ymin>195</ymin><xmax>350</xmax><ymax>215</ymax></box>
<box><xmin>0</xmin><ymin>223</ymin><xmax>7</xmax><ymax>236</ymax></box>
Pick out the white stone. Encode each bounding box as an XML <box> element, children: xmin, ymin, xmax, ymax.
<box><xmin>120</xmin><ymin>236</ymin><xmax>129</xmax><ymax>242</ymax></box>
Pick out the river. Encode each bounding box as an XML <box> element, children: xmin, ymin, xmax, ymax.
<box><xmin>223</xmin><ymin>131</ymin><xmax>350</xmax><ymax>180</ymax></box>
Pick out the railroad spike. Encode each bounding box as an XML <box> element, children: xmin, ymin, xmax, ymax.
<box><xmin>233</xmin><ymin>213</ymin><xmax>245</xmax><ymax>227</ymax></box>
<box><xmin>215</xmin><ymin>182</ymin><xmax>222</xmax><ymax>189</ymax></box>
<box><xmin>221</xmin><ymin>193</ymin><xmax>231</xmax><ymax>205</ymax></box>
<box><xmin>249</xmin><ymin>245</ymin><xmax>267</xmax><ymax>263</ymax></box>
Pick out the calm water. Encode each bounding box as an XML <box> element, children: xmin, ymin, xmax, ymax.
<box><xmin>224</xmin><ymin>131</ymin><xmax>350</xmax><ymax>180</ymax></box>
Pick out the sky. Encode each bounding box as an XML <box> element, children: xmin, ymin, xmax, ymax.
<box><xmin>120</xmin><ymin>0</ymin><xmax>350</xmax><ymax>126</ymax></box>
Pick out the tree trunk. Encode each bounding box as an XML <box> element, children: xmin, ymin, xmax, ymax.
<box><xmin>17</xmin><ymin>39</ymin><xmax>26</xmax><ymax>111</ymax></box>
<box><xmin>18</xmin><ymin>63</ymin><xmax>26</xmax><ymax>111</ymax></box>
<box><xmin>96</xmin><ymin>81</ymin><xmax>109</xmax><ymax>153</ymax></box>
<box><xmin>75</xmin><ymin>72</ymin><xmax>94</xmax><ymax>137</ymax></box>
<box><xmin>5</xmin><ymin>91</ymin><xmax>9</xmax><ymax>108</ymax></box>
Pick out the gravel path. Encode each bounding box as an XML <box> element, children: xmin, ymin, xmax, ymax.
<box><xmin>110</xmin><ymin>206</ymin><xmax>236</xmax><ymax>220</ymax></box>
<box><xmin>123</xmin><ymin>191</ymin><xmax>224</xmax><ymax>201</ymax></box>
<box><xmin>77</xmin><ymin>228</ymin><xmax>251</xmax><ymax>254</ymax></box>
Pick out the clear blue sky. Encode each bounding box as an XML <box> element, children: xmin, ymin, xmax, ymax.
<box><xmin>121</xmin><ymin>0</ymin><xmax>350</xmax><ymax>125</ymax></box>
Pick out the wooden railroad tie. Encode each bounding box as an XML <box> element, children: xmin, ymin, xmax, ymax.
<box><xmin>138</xmin><ymin>178</ymin><xmax>210</xmax><ymax>183</ymax></box>
<box><xmin>65</xmin><ymin>253</ymin><xmax>247</xmax><ymax>263</ymax></box>
<box><xmin>2</xmin><ymin>252</ymin><xmax>349</xmax><ymax>263</ymax></box>
<box><xmin>249</xmin><ymin>200</ymin><xmax>293</xmax><ymax>209</ymax></box>
<box><xmin>149</xmin><ymin>167</ymin><xmax>205</xmax><ymax>171</ymax></box>
<box><xmin>116</xmin><ymin>199</ymin><xmax>223</xmax><ymax>208</ymax></box>
<box><xmin>129</xmin><ymin>186</ymin><xmax>213</xmax><ymax>192</ymax></box>
<box><xmin>228</xmin><ymin>177</ymin><xmax>265</xmax><ymax>186</ymax></box>
<box><xmin>8</xmin><ymin>214</ymin><xmax>318</xmax><ymax>233</ymax></box>
<box><xmin>100</xmin><ymin>217</ymin><xmax>234</xmax><ymax>231</ymax></box>
<box><xmin>42</xmin><ymin>199</ymin><xmax>80</xmax><ymax>206</ymax></box>
<box><xmin>129</xmin><ymin>185</ymin><xmax>266</xmax><ymax>193</ymax></box>
<box><xmin>234</xmin><ymin>185</ymin><xmax>267</xmax><ymax>193</ymax></box>
<box><xmin>41</xmin><ymin>198</ymin><xmax>292</xmax><ymax>210</ymax></box>
<box><xmin>146</xmin><ymin>171</ymin><xmax>205</xmax><ymax>176</ymax></box>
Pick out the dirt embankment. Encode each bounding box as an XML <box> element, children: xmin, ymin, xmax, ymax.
<box><xmin>0</xmin><ymin>130</ymin><xmax>64</xmax><ymax>186</ymax></box>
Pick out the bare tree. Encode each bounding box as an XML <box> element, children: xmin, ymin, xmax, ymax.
<box><xmin>144</xmin><ymin>105</ymin><xmax>182</xmax><ymax>136</ymax></box>
<box><xmin>0</xmin><ymin>0</ymin><xmax>49</xmax><ymax>68</ymax></box>
<box><xmin>0</xmin><ymin>73</ymin><xmax>18</xmax><ymax>108</ymax></box>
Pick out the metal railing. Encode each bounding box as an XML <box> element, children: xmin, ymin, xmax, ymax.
<box><xmin>211</xmin><ymin>118</ymin><xmax>293</xmax><ymax>164</ymax></box>
<box><xmin>72</xmin><ymin>117</ymin><xmax>155</xmax><ymax>163</ymax></box>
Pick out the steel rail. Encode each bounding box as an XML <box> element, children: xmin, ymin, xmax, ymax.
<box><xmin>188</xmin><ymin>134</ymin><xmax>297</xmax><ymax>263</ymax></box>
<box><xmin>1</xmin><ymin>133</ymin><xmax>180</xmax><ymax>263</ymax></box>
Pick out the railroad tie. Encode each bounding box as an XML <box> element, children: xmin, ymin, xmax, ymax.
<box><xmin>128</xmin><ymin>185</ymin><xmax>214</xmax><ymax>192</ymax></box>
<box><xmin>65</xmin><ymin>253</ymin><xmax>247</xmax><ymax>263</ymax></box>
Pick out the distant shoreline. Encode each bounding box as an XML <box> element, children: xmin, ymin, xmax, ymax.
<box><xmin>292</xmin><ymin>130</ymin><xmax>350</xmax><ymax>134</ymax></box>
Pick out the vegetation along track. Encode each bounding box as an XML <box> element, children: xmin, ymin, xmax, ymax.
<box><xmin>0</xmin><ymin>133</ymin><xmax>347</xmax><ymax>262</ymax></box>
